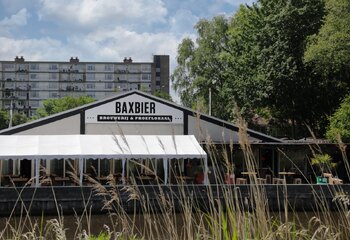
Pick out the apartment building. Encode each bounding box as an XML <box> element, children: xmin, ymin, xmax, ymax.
<box><xmin>0</xmin><ymin>55</ymin><xmax>169</xmax><ymax>117</ymax></box>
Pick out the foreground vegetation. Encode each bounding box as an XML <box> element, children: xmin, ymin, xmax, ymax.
<box><xmin>0</xmin><ymin>119</ymin><xmax>349</xmax><ymax>239</ymax></box>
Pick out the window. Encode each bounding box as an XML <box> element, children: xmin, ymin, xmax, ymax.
<box><xmin>129</xmin><ymin>65</ymin><xmax>140</xmax><ymax>73</ymax></box>
<box><xmin>17</xmin><ymin>91</ymin><xmax>26</xmax><ymax>97</ymax></box>
<box><xmin>105</xmin><ymin>82</ymin><xmax>113</xmax><ymax>89</ymax></box>
<box><xmin>30</xmin><ymin>64</ymin><xmax>39</xmax><ymax>70</ymax></box>
<box><xmin>29</xmin><ymin>100</ymin><xmax>39</xmax><ymax>107</ymax></box>
<box><xmin>49</xmin><ymin>73</ymin><xmax>57</xmax><ymax>80</ymax></box>
<box><xmin>30</xmin><ymin>92</ymin><xmax>39</xmax><ymax>98</ymax></box>
<box><xmin>49</xmin><ymin>92</ymin><xmax>59</xmax><ymax>98</ymax></box>
<box><xmin>87</xmin><ymin>92</ymin><xmax>95</xmax><ymax>98</ymax></box>
<box><xmin>3</xmin><ymin>64</ymin><xmax>14</xmax><ymax>69</ymax></box>
<box><xmin>30</xmin><ymin>74</ymin><xmax>37</xmax><ymax>80</ymax></box>
<box><xmin>87</xmin><ymin>64</ymin><xmax>95</xmax><ymax>71</ymax></box>
<box><xmin>104</xmin><ymin>64</ymin><xmax>113</xmax><ymax>71</ymax></box>
<box><xmin>49</xmin><ymin>82</ymin><xmax>58</xmax><ymax>89</ymax></box>
<box><xmin>141</xmin><ymin>64</ymin><xmax>151</xmax><ymax>72</ymax></box>
<box><xmin>141</xmin><ymin>74</ymin><xmax>151</xmax><ymax>81</ymax></box>
<box><xmin>49</xmin><ymin>64</ymin><xmax>58</xmax><ymax>70</ymax></box>
<box><xmin>105</xmin><ymin>74</ymin><xmax>113</xmax><ymax>80</ymax></box>
<box><xmin>86</xmin><ymin>73</ymin><xmax>95</xmax><ymax>81</ymax></box>
<box><xmin>31</xmin><ymin>82</ymin><xmax>38</xmax><ymax>89</ymax></box>
<box><xmin>86</xmin><ymin>83</ymin><xmax>95</xmax><ymax>89</ymax></box>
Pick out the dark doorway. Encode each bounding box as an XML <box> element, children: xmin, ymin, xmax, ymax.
<box><xmin>20</xmin><ymin>159</ymin><xmax>31</xmax><ymax>178</ymax></box>
<box><xmin>260</xmin><ymin>148</ymin><xmax>275</xmax><ymax>177</ymax></box>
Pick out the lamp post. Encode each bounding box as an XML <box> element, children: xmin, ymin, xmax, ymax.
<box><xmin>209</xmin><ymin>87</ymin><xmax>212</xmax><ymax>116</ymax></box>
<box><xmin>8</xmin><ymin>95</ymin><xmax>16</xmax><ymax>128</ymax></box>
<box><xmin>26</xmin><ymin>84</ymin><xmax>31</xmax><ymax>117</ymax></box>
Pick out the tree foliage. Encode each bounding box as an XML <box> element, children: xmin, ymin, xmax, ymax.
<box><xmin>154</xmin><ymin>91</ymin><xmax>173</xmax><ymax>102</ymax></box>
<box><xmin>172</xmin><ymin>0</ymin><xmax>327</xmax><ymax>138</ymax></box>
<box><xmin>305</xmin><ymin>0</ymin><xmax>350</xmax><ymax>134</ymax></box>
<box><xmin>0</xmin><ymin>110</ymin><xmax>28</xmax><ymax>130</ymax></box>
<box><xmin>34</xmin><ymin>96</ymin><xmax>95</xmax><ymax>119</ymax></box>
<box><xmin>326</xmin><ymin>93</ymin><xmax>350</xmax><ymax>142</ymax></box>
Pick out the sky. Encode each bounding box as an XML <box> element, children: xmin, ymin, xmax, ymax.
<box><xmin>0</xmin><ymin>0</ymin><xmax>254</xmax><ymax>98</ymax></box>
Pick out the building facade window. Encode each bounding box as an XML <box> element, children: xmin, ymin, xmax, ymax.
<box><xmin>141</xmin><ymin>74</ymin><xmax>151</xmax><ymax>81</ymax></box>
<box><xmin>49</xmin><ymin>92</ymin><xmax>59</xmax><ymax>98</ymax></box>
<box><xmin>30</xmin><ymin>92</ymin><xmax>39</xmax><ymax>98</ymax></box>
<box><xmin>49</xmin><ymin>82</ymin><xmax>58</xmax><ymax>89</ymax></box>
<box><xmin>86</xmin><ymin>83</ymin><xmax>95</xmax><ymax>89</ymax></box>
<box><xmin>30</xmin><ymin>74</ymin><xmax>38</xmax><ymax>80</ymax></box>
<box><xmin>86</xmin><ymin>64</ymin><xmax>95</xmax><ymax>71</ymax></box>
<box><xmin>141</xmin><ymin>64</ymin><xmax>151</xmax><ymax>72</ymax></box>
<box><xmin>3</xmin><ymin>64</ymin><xmax>14</xmax><ymax>69</ymax></box>
<box><xmin>30</xmin><ymin>64</ymin><xmax>39</xmax><ymax>70</ymax></box>
<box><xmin>49</xmin><ymin>64</ymin><xmax>58</xmax><ymax>70</ymax></box>
<box><xmin>104</xmin><ymin>64</ymin><xmax>114</xmax><ymax>71</ymax></box>
<box><xmin>87</xmin><ymin>92</ymin><xmax>95</xmax><ymax>98</ymax></box>
<box><xmin>29</xmin><ymin>100</ymin><xmax>39</xmax><ymax>107</ymax></box>
<box><xmin>49</xmin><ymin>73</ymin><xmax>57</xmax><ymax>80</ymax></box>
<box><xmin>105</xmin><ymin>74</ymin><xmax>113</xmax><ymax>80</ymax></box>
<box><xmin>105</xmin><ymin>82</ymin><xmax>114</xmax><ymax>89</ymax></box>
<box><xmin>86</xmin><ymin>73</ymin><xmax>95</xmax><ymax>81</ymax></box>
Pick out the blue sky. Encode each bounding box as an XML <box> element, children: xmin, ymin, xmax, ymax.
<box><xmin>0</xmin><ymin>0</ymin><xmax>254</xmax><ymax>99</ymax></box>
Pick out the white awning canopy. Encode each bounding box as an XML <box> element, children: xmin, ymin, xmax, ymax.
<box><xmin>0</xmin><ymin>135</ymin><xmax>207</xmax><ymax>160</ymax></box>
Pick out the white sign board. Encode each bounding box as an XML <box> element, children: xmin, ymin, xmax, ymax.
<box><xmin>85</xmin><ymin>94</ymin><xmax>183</xmax><ymax>124</ymax></box>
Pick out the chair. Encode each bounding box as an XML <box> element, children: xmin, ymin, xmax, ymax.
<box><xmin>257</xmin><ymin>178</ymin><xmax>267</xmax><ymax>184</ymax></box>
<box><xmin>236</xmin><ymin>178</ymin><xmax>247</xmax><ymax>184</ymax></box>
<box><xmin>323</xmin><ymin>173</ymin><xmax>343</xmax><ymax>185</ymax></box>
<box><xmin>293</xmin><ymin>178</ymin><xmax>302</xmax><ymax>184</ymax></box>
<box><xmin>273</xmin><ymin>178</ymin><xmax>285</xmax><ymax>184</ymax></box>
<box><xmin>265</xmin><ymin>174</ymin><xmax>272</xmax><ymax>184</ymax></box>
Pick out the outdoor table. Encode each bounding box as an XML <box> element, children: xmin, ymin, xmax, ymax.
<box><xmin>241</xmin><ymin>172</ymin><xmax>257</xmax><ymax>184</ymax></box>
<box><xmin>96</xmin><ymin>176</ymin><xmax>109</xmax><ymax>185</ymax></box>
<box><xmin>278</xmin><ymin>172</ymin><xmax>296</xmax><ymax>184</ymax></box>
<box><xmin>175</xmin><ymin>176</ymin><xmax>194</xmax><ymax>184</ymax></box>
<box><xmin>241</xmin><ymin>172</ymin><xmax>257</xmax><ymax>175</ymax></box>
<box><xmin>136</xmin><ymin>175</ymin><xmax>155</xmax><ymax>184</ymax></box>
<box><xmin>11</xmin><ymin>177</ymin><xmax>29</xmax><ymax>186</ymax></box>
<box><xmin>54</xmin><ymin>177</ymin><xmax>70</xmax><ymax>186</ymax></box>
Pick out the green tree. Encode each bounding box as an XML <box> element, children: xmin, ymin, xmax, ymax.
<box><xmin>34</xmin><ymin>96</ymin><xmax>95</xmax><ymax>119</ymax></box>
<box><xmin>326</xmin><ymin>93</ymin><xmax>350</xmax><ymax>142</ymax></box>
<box><xmin>172</xmin><ymin>16</ymin><xmax>234</xmax><ymax>119</ymax></box>
<box><xmin>154</xmin><ymin>91</ymin><xmax>173</xmax><ymax>102</ymax></box>
<box><xmin>254</xmin><ymin>0</ymin><xmax>325</xmax><ymax>137</ymax></box>
<box><xmin>304</xmin><ymin>0</ymin><xmax>350</xmax><ymax>133</ymax></box>
<box><xmin>0</xmin><ymin>110</ymin><xmax>9</xmax><ymax>130</ymax></box>
<box><xmin>0</xmin><ymin>109</ymin><xmax>28</xmax><ymax>130</ymax></box>
<box><xmin>172</xmin><ymin>0</ymin><xmax>325</xmax><ymax>138</ymax></box>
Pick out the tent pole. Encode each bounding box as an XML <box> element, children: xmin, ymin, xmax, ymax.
<box><xmin>35</xmin><ymin>159</ymin><xmax>40</xmax><ymax>187</ymax></box>
<box><xmin>0</xmin><ymin>160</ymin><xmax>2</xmax><ymax>186</ymax></box>
<box><xmin>122</xmin><ymin>158</ymin><xmax>126</xmax><ymax>185</ymax></box>
<box><xmin>163</xmin><ymin>158</ymin><xmax>168</xmax><ymax>185</ymax></box>
<box><xmin>79</xmin><ymin>158</ymin><xmax>84</xmax><ymax>186</ymax></box>
<box><xmin>204</xmin><ymin>156</ymin><xmax>209</xmax><ymax>185</ymax></box>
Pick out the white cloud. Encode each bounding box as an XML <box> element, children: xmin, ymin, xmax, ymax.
<box><xmin>0</xmin><ymin>8</ymin><xmax>29</xmax><ymax>36</ymax></box>
<box><xmin>0</xmin><ymin>8</ymin><xmax>28</xmax><ymax>28</ymax></box>
<box><xmin>38</xmin><ymin>0</ymin><xmax>167</xmax><ymax>29</ymax></box>
<box><xmin>66</xmin><ymin>26</ymin><xmax>180</xmax><ymax>63</ymax></box>
<box><xmin>0</xmin><ymin>36</ymin><xmax>63</xmax><ymax>60</ymax></box>
<box><xmin>169</xmin><ymin>9</ymin><xmax>198</xmax><ymax>35</ymax></box>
